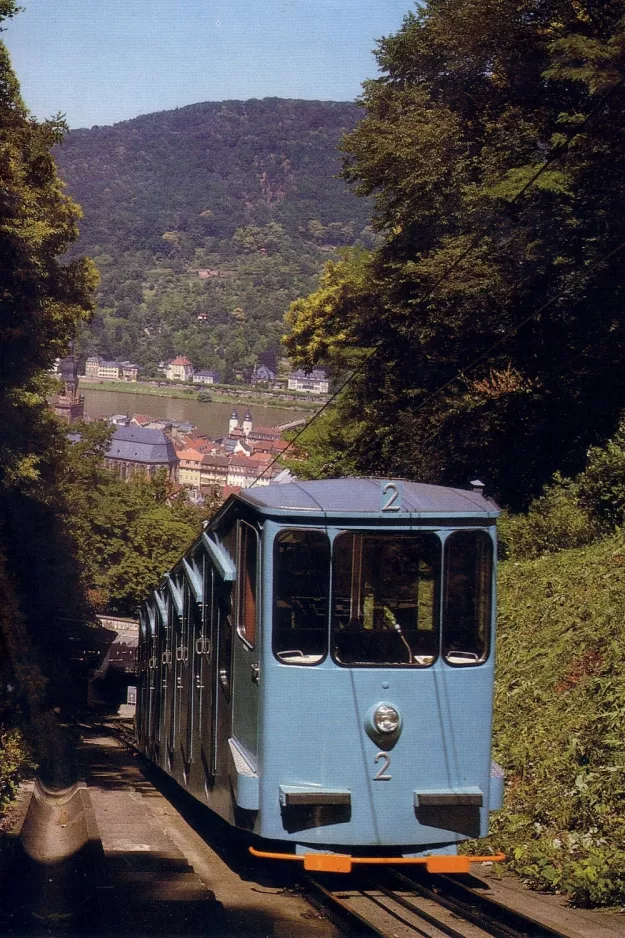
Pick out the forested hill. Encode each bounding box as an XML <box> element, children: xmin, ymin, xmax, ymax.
<box><xmin>54</xmin><ymin>98</ymin><xmax>373</xmax><ymax>379</ymax></box>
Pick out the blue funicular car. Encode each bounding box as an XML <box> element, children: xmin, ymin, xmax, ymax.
<box><xmin>136</xmin><ymin>478</ymin><xmax>505</xmax><ymax>874</ymax></box>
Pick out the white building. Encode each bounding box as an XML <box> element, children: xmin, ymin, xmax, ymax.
<box><xmin>192</xmin><ymin>370</ymin><xmax>219</xmax><ymax>385</ymax></box>
<box><xmin>287</xmin><ymin>368</ymin><xmax>329</xmax><ymax>394</ymax></box>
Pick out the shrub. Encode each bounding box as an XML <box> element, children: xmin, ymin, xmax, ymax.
<box><xmin>498</xmin><ymin>474</ymin><xmax>597</xmax><ymax>560</ymax></box>
<box><xmin>577</xmin><ymin>423</ymin><xmax>625</xmax><ymax>531</ymax></box>
<box><xmin>0</xmin><ymin>725</ymin><xmax>33</xmax><ymax>812</ymax></box>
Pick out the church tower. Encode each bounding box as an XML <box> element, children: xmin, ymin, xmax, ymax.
<box><xmin>54</xmin><ymin>353</ymin><xmax>85</xmax><ymax>424</ymax></box>
<box><xmin>242</xmin><ymin>410</ymin><xmax>253</xmax><ymax>437</ymax></box>
<box><xmin>229</xmin><ymin>408</ymin><xmax>239</xmax><ymax>435</ymax></box>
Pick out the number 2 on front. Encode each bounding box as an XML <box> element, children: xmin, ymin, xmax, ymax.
<box><xmin>374</xmin><ymin>752</ymin><xmax>392</xmax><ymax>781</ymax></box>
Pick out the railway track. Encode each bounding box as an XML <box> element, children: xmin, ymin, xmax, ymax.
<box><xmin>100</xmin><ymin>721</ymin><xmax>595</xmax><ymax>938</ymax></box>
<box><xmin>303</xmin><ymin>868</ymin><xmax>572</xmax><ymax>938</ymax></box>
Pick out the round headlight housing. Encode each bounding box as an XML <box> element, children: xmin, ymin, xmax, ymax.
<box><xmin>373</xmin><ymin>704</ymin><xmax>400</xmax><ymax>734</ymax></box>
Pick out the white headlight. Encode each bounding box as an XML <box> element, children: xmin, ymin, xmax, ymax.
<box><xmin>373</xmin><ymin>704</ymin><xmax>400</xmax><ymax>734</ymax></box>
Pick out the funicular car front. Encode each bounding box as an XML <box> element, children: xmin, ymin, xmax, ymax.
<box><xmin>243</xmin><ymin>480</ymin><xmax>504</xmax><ymax>873</ymax></box>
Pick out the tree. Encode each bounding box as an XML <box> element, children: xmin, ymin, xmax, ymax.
<box><xmin>0</xmin><ymin>4</ymin><xmax>97</xmax><ymax>753</ymax></box>
<box><xmin>286</xmin><ymin>0</ymin><xmax>625</xmax><ymax>509</ymax></box>
<box><xmin>59</xmin><ymin>428</ymin><xmax>206</xmax><ymax>616</ymax></box>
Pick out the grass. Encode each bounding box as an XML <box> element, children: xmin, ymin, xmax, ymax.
<box><xmin>487</xmin><ymin>534</ymin><xmax>625</xmax><ymax>906</ymax></box>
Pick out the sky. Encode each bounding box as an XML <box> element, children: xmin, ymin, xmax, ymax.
<box><xmin>3</xmin><ymin>0</ymin><xmax>414</xmax><ymax>129</ymax></box>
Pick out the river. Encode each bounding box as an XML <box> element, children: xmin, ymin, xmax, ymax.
<box><xmin>82</xmin><ymin>388</ymin><xmax>311</xmax><ymax>439</ymax></box>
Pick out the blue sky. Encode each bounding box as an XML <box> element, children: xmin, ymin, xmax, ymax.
<box><xmin>3</xmin><ymin>0</ymin><xmax>413</xmax><ymax>129</ymax></box>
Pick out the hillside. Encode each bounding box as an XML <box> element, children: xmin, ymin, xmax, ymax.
<box><xmin>491</xmin><ymin>538</ymin><xmax>625</xmax><ymax>906</ymax></box>
<box><xmin>54</xmin><ymin>98</ymin><xmax>373</xmax><ymax>379</ymax></box>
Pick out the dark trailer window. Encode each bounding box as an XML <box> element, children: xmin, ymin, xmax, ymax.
<box><xmin>273</xmin><ymin>529</ymin><xmax>330</xmax><ymax>664</ymax></box>
<box><xmin>332</xmin><ymin>533</ymin><xmax>441</xmax><ymax>667</ymax></box>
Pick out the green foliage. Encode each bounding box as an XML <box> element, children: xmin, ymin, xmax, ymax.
<box><xmin>0</xmin><ymin>727</ymin><xmax>33</xmax><ymax>810</ymax></box>
<box><xmin>286</xmin><ymin>0</ymin><xmax>625</xmax><ymax>510</ymax></box>
<box><xmin>500</xmin><ymin>418</ymin><xmax>625</xmax><ymax>559</ymax></box>
<box><xmin>576</xmin><ymin>424</ymin><xmax>625</xmax><ymax>531</ymax></box>
<box><xmin>491</xmin><ymin>536</ymin><xmax>625</xmax><ymax>906</ymax></box>
<box><xmin>60</xmin><ymin>424</ymin><xmax>206</xmax><ymax>615</ymax></box>
<box><xmin>0</xmin><ymin>9</ymin><xmax>96</xmax><ymax>799</ymax></box>
<box><xmin>498</xmin><ymin>474</ymin><xmax>597</xmax><ymax>560</ymax></box>
<box><xmin>51</xmin><ymin>99</ymin><xmax>374</xmax><ymax>380</ymax></box>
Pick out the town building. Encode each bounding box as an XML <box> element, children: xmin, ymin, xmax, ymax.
<box><xmin>192</xmin><ymin>370</ymin><xmax>220</xmax><ymax>385</ymax></box>
<box><xmin>121</xmin><ymin>362</ymin><xmax>139</xmax><ymax>381</ymax></box>
<box><xmin>287</xmin><ymin>368</ymin><xmax>329</xmax><ymax>394</ymax></box>
<box><xmin>227</xmin><ymin>456</ymin><xmax>272</xmax><ymax>488</ymax></box>
<box><xmin>130</xmin><ymin>415</ymin><xmax>152</xmax><ymax>427</ymax></box>
<box><xmin>165</xmin><ymin>356</ymin><xmax>194</xmax><ymax>382</ymax></box>
<box><xmin>250</xmin><ymin>364</ymin><xmax>276</xmax><ymax>385</ymax></box>
<box><xmin>85</xmin><ymin>356</ymin><xmax>139</xmax><ymax>381</ymax></box>
<box><xmin>177</xmin><ymin>448</ymin><xmax>205</xmax><ymax>488</ymax></box>
<box><xmin>248</xmin><ymin>425</ymin><xmax>282</xmax><ymax>443</ymax></box>
<box><xmin>200</xmin><ymin>454</ymin><xmax>230</xmax><ymax>489</ymax></box>
<box><xmin>105</xmin><ymin>426</ymin><xmax>179</xmax><ymax>481</ymax></box>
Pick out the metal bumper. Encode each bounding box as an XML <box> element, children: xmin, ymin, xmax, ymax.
<box><xmin>249</xmin><ymin>846</ymin><xmax>505</xmax><ymax>874</ymax></box>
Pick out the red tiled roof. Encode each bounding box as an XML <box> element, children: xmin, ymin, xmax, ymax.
<box><xmin>170</xmin><ymin>356</ymin><xmax>192</xmax><ymax>366</ymax></box>
<box><xmin>177</xmin><ymin>448</ymin><xmax>205</xmax><ymax>463</ymax></box>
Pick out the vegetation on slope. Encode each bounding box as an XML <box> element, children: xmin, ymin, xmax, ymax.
<box><xmin>52</xmin><ymin>99</ymin><xmax>374</xmax><ymax>379</ymax></box>
<box><xmin>494</xmin><ymin>538</ymin><xmax>625</xmax><ymax>906</ymax></box>
<box><xmin>486</xmin><ymin>427</ymin><xmax>625</xmax><ymax>906</ymax></box>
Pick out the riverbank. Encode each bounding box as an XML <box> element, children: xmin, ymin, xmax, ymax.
<box><xmin>80</xmin><ymin>379</ymin><xmax>321</xmax><ymax>412</ymax></box>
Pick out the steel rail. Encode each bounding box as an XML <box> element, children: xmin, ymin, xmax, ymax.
<box><xmin>304</xmin><ymin>876</ymin><xmax>387</xmax><ymax>937</ymax></box>
<box><xmin>388</xmin><ymin>868</ymin><xmax>569</xmax><ymax>938</ymax></box>
<box><xmin>305</xmin><ymin>872</ymin><xmax>494</xmax><ymax>938</ymax></box>
<box><xmin>370</xmin><ymin>880</ymin><xmax>479</xmax><ymax>938</ymax></box>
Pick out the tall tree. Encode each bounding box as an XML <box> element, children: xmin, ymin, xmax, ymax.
<box><xmin>286</xmin><ymin>0</ymin><xmax>625</xmax><ymax>508</ymax></box>
<box><xmin>0</xmin><ymin>2</ymin><xmax>97</xmax><ymax>744</ymax></box>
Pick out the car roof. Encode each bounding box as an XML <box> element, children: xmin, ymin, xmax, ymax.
<box><xmin>235</xmin><ymin>478</ymin><xmax>499</xmax><ymax>519</ymax></box>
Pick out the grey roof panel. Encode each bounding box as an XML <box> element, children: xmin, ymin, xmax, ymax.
<box><xmin>106</xmin><ymin>426</ymin><xmax>178</xmax><ymax>465</ymax></box>
<box><xmin>237</xmin><ymin>478</ymin><xmax>499</xmax><ymax>516</ymax></box>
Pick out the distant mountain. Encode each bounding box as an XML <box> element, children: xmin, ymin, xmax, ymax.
<box><xmin>55</xmin><ymin>98</ymin><xmax>373</xmax><ymax>380</ymax></box>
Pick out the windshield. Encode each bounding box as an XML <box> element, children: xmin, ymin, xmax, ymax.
<box><xmin>272</xmin><ymin>527</ymin><xmax>493</xmax><ymax>668</ymax></box>
<box><xmin>331</xmin><ymin>533</ymin><xmax>441</xmax><ymax>666</ymax></box>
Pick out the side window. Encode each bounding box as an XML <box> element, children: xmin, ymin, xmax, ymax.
<box><xmin>237</xmin><ymin>521</ymin><xmax>258</xmax><ymax>648</ymax></box>
<box><xmin>218</xmin><ymin>594</ymin><xmax>233</xmax><ymax>698</ymax></box>
<box><xmin>273</xmin><ymin>529</ymin><xmax>330</xmax><ymax>665</ymax></box>
<box><xmin>443</xmin><ymin>530</ymin><xmax>492</xmax><ymax>666</ymax></box>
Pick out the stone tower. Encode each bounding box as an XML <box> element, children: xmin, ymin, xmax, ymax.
<box><xmin>54</xmin><ymin>354</ymin><xmax>85</xmax><ymax>424</ymax></box>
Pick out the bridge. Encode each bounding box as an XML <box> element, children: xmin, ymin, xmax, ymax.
<box><xmin>277</xmin><ymin>417</ymin><xmax>307</xmax><ymax>431</ymax></box>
